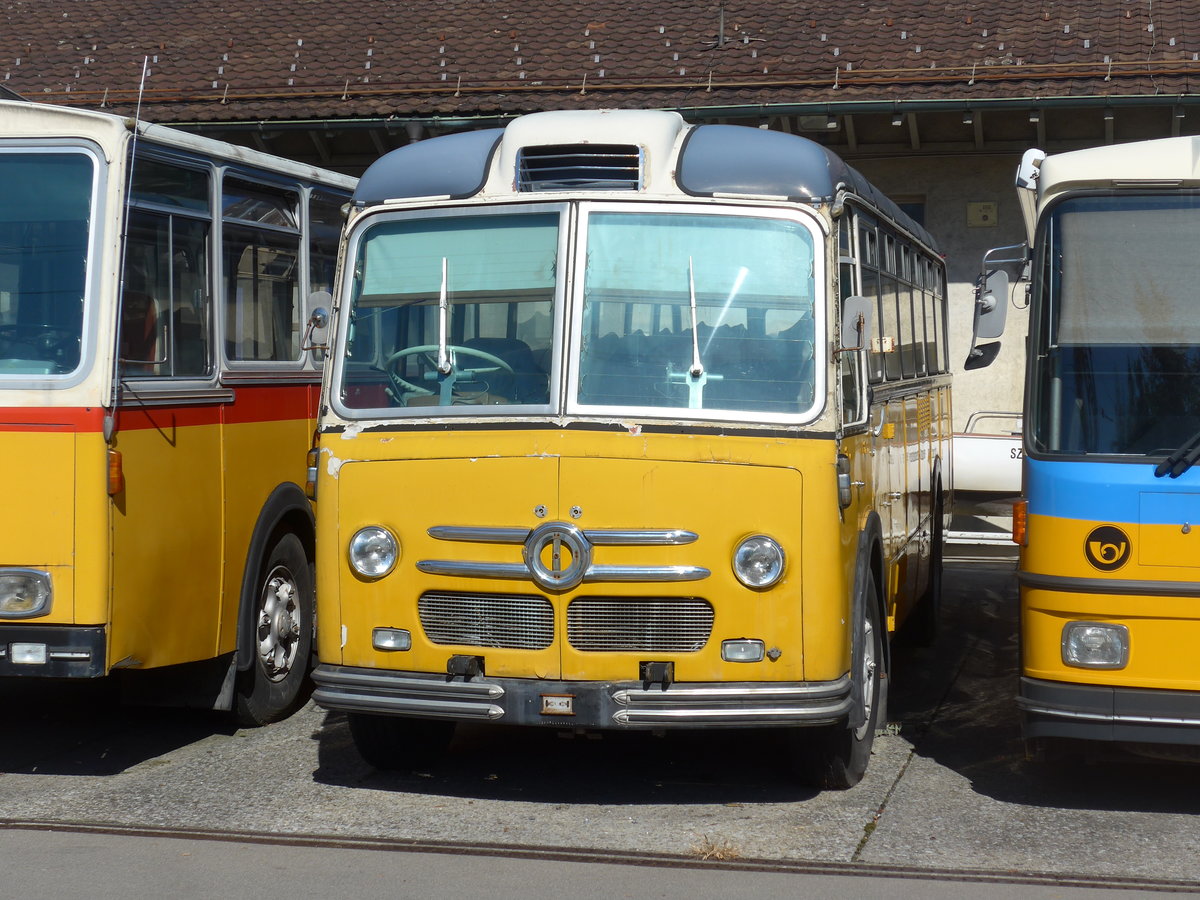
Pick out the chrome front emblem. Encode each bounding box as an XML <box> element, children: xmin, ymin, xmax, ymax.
<box><xmin>523</xmin><ymin>522</ymin><xmax>592</xmax><ymax>591</ymax></box>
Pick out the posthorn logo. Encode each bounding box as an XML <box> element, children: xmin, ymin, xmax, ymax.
<box><xmin>1084</xmin><ymin>525</ymin><xmax>1131</xmax><ymax>571</ymax></box>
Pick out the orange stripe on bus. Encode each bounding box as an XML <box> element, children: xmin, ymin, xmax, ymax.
<box><xmin>0</xmin><ymin>385</ymin><xmax>318</xmax><ymax>434</ymax></box>
<box><xmin>0</xmin><ymin>406</ymin><xmax>106</xmax><ymax>431</ymax></box>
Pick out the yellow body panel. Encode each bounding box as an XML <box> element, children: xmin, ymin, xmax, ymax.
<box><xmin>0</xmin><ymin>430</ymin><xmax>110</xmax><ymax>626</ymax></box>
<box><xmin>7</xmin><ymin>431</ymin><xmax>76</xmax><ymax>565</ymax></box>
<box><xmin>317</xmin><ymin>428</ymin><xmax>858</xmax><ymax>684</ymax></box>
<box><xmin>1021</xmin><ymin>511</ymin><xmax>1200</xmax><ymax>692</ymax></box>
<box><xmin>109</xmin><ymin>419</ymin><xmax>224</xmax><ymax>669</ymax></box>
<box><xmin>217</xmin><ymin>416</ymin><xmax>315</xmax><ymax>653</ymax></box>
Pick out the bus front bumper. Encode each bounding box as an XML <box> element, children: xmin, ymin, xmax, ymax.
<box><xmin>0</xmin><ymin>625</ymin><xmax>106</xmax><ymax>678</ymax></box>
<box><xmin>312</xmin><ymin>664</ymin><xmax>853</xmax><ymax>729</ymax></box>
<box><xmin>1019</xmin><ymin>676</ymin><xmax>1200</xmax><ymax>746</ymax></box>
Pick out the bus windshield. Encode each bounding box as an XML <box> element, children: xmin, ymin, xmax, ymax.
<box><xmin>1031</xmin><ymin>194</ymin><xmax>1200</xmax><ymax>457</ymax></box>
<box><xmin>337</xmin><ymin>205</ymin><xmax>819</xmax><ymax>419</ymax></box>
<box><xmin>576</xmin><ymin>209</ymin><xmax>817</xmax><ymax>416</ymax></box>
<box><xmin>0</xmin><ymin>150</ymin><xmax>92</xmax><ymax>376</ymax></box>
<box><xmin>341</xmin><ymin>210</ymin><xmax>558</xmax><ymax>411</ymax></box>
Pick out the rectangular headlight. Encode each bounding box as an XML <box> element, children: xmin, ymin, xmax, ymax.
<box><xmin>11</xmin><ymin>642</ymin><xmax>48</xmax><ymax>665</ymax></box>
<box><xmin>372</xmin><ymin>627</ymin><xmax>412</xmax><ymax>651</ymax></box>
<box><xmin>1062</xmin><ymin>621</ymin><xmax>1129</xmax><ymax>669</ymax></box>
<box><xmin>722</xmin><ymin>639</ymin><xmax>766</xmax><ymax>663</ymax></box>
<box><xmin>0</xmin><ymin>570</ymin><xmax>52</xmax><ymax>618</ymax></box>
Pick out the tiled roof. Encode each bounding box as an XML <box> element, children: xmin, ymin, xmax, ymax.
<box><xmin>2</xmin><ymin>1</ymin><xmax>1197</xmax><ymax>124</ymax></box>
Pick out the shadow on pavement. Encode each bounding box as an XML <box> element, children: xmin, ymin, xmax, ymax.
<box><xmin>890</xmin><ymin>559</ymin><xmax>1200</xmax><ymax>815</ymax></box>
<box><xmin>0</xmin><ymin>677</ymin><xmax>237</xmax><ymax>777</ymax></box>
<box><xmin>312</xmin><ymin>709</ymin><xmax>820</xmax><ymax>805</ymax></box>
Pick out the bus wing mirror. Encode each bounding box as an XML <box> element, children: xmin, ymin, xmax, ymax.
<box><xmin>964</xmin><ymin>341</ymin><xmax>1001</xmax><ymax>370</ymax></box>
<box><xmin>302</xmin><ymin>291</ymin><xmax>332</xmax><ymax>351</ymax></box>
<box><xmin>965</xmin><ymin>242</ymin><xmax>1027</xmax><ymax>369</ymax></box>
<box><xmin>973</xmin><ymin>269</ymin><xmax>1009</xmax><ymax>341</ymax></box>
<box><xmin>840</xmin><ymin>295</ymin><xmax>873</xmax><ymax>352</ymax></box>
<box><xmin>964</xmin><ymin>270</ymin><xmax>1007</xmax><ymax>370</ymax></box>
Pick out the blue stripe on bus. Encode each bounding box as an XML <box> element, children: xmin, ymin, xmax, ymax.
<box><xmin>1025</xmin><ymin>457</ymin><xmax>1200</xmax><ymax>524</ymax></box>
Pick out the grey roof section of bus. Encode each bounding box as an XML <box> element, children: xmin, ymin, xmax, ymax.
<box><xmin>352</xmin><ymin>128</ymin><xmax>505</xmax><ymax>205</ymax></box>
<box><xmin>677</xmin><ymin>124</ymin><xmax>939</xmax><ymax>253</ymax></box>
<box><xmin>350</xmin><ymin>119</ymin><xmax>938</xmax><ymax>254</ymax></box>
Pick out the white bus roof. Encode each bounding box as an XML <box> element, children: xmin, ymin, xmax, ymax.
<box><xmin>1038</xmin><ymin>135</ymin><xmax>1200</xmax><ymax>206</ymax></box>
<box><xmin>0</xmin><ymin>98</ymin><xmax>355</xmax><ymax>189</ymax></box>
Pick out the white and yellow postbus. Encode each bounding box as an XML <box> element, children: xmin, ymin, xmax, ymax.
<box><xmin>0</xmin><ymin>100</ymin><xmax>354</xmax><ymax>723</ymax></box>
<box><xmin>974</xmin><ymin>140</ymin><xmax>1200</xmax><ymax>757</ymax></box>
<box><xmin>310</xmin><ymin>110</ymin><xmax>951</xmax><ymax>787</ymax></box>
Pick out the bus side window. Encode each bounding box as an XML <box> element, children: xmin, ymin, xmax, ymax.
<box><xmin>223</xmin><ymin>179</ymin><xmax>302</xmax><ymax>365</ymax></box>
<box><xmin>124</xmin><ymin>158</ymin><xmax>214</xmax><ymax>379</ymax></box>
<box><xmin>121</xmin><ymin>218</ymin><xmax>212</xmax><ymax>379</ymax></box>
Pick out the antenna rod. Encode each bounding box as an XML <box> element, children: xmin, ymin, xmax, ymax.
<box><xmin>105</xmin><ymin>55</ymin><xmax>150</xmax><ymax>443</ymax></box>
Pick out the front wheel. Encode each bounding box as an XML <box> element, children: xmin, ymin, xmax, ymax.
<box><xmin>235</xmin><ymin>532</ymin><xmax>314</xmax><ymax>726</ymax></box>
<box><xmin>347</xmin><ymin>713</ymin><xmax>457</xmax><ymax>771</ymax></box>
<box><xmin>793</xmin><ymin>580</ymin><xmax>883</xmax><ymax>790</ymax></box>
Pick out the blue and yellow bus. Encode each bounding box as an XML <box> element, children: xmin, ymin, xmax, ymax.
<box><xmin>0</xmin><ymin>100</ymin><xmax>354</xmax><ymax>723</ymax></box>
<box><xmin>310</xmin><ymin>109</ymin><xmax>951</xmax><ymax>787</ymax></box>
<box><xmin>978</xmin><ymin>139</ymin><xmax>1200</xmax><ymax>756</ymax></box>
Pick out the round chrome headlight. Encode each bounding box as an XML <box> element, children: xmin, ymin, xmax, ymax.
<box><xmin>348</xmin><ymin>526</ymin><xmax>399</xmax><ymax>578</ymax></box>
<box><xmin>732</xmin><ymin>535</ymin><xmax>785</xmax><ymax>589</ymax></box>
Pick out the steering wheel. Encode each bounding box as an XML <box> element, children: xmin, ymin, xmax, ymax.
<box><xmin>0</xmin><ymin>324</ymin><xmax>79</xmax><ymax>363</ymax></box>
<box><xmin>383</xmin><ymin>344</ymin><xmax>513</xmax><ymax>403</ymax></box>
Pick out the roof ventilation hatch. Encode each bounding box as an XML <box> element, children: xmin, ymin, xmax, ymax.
<box><xmin>516</xmin><ymin>144</ymin><xmax>643</xmax><ymax>191</ymax></box>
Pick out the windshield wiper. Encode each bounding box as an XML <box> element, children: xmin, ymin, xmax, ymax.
<box><xmin>436</xmin><ymin>256</ymin><xmax>452</xmax><ymax>375</ymax></box>
<box><xmin>1154</xmin><ymin>427</ymin><xmax>1200</xmax><ymax>478</ymax></box>
<box><xmin>687</xmin><ymin>256</ymin><xmax>704</xmax><ymax>379</ymax></box>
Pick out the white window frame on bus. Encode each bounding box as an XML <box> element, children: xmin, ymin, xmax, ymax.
<box><xmin>0</xmin><ymin>139</ymin><xmax>107</xmax><ymax>391</ymax></box>
<box><xmin>564</xmin><ymin>200</ymin><xmax>829</xmax><ymax>427</ymax></box>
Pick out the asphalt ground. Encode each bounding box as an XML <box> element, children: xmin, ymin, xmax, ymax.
<box><xmin>1</xmin><ymin>559</ymin><xmax>1197</xmax><ymax>893</ymax></box>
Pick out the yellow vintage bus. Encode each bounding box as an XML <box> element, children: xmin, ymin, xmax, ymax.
<box><xmin>0</xmin><ymin>100</ymin><xmax>354</xmax><ymax>723</ymax></box>
<box><xmin>310</xmin><ymin>110</ymin><xmax>951</xmax><ymax>787</ymax></box>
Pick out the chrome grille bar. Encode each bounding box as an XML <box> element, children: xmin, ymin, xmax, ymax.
<box><xmin>416</xmin><ymin>560</ymin><xmax>709</xmax><ymax>583</ymax></box>
<box><xmin>419</xmin><ymin>523</ymin><xmax>710</xmax><ymax>584</ymax></box>
<box><xmin>427</xmin><ymin>525</ymin><xmax>698</xmax><ymax>546</ymax></box>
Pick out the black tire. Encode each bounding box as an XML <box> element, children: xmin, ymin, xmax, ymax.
<box><xmin>794</xmin><ymin>580</ymin><xmax>883</xmax><ymax>790</ymax></box>
<box><xmin>347</xmin><ymin>713</ymin><xmax>456</xmax><ymax>771</ymax></box>
<box><xmin>906</xmin><ymin>491</ymin><xmax>944</xmax><ymax>646</ymax></box>
<box><xmin>235</xmin><ymin>532</ymin><xmax>314</xmax><ymax>726</ymax></box>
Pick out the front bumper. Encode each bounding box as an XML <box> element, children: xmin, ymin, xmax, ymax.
<box><xmin>312</xmin><ymin>663</ymin><xmax>853</xmax><ymax>729</ymax></box>
<box><xmin>0</xmin><ymin>625</ymin><xmax>106</xmax><ymax>678</ymax></box>
<box><xmin>1019</xmin><ymin>676</ymin><xmax>1200</xmax><ymax>746</ymax></box>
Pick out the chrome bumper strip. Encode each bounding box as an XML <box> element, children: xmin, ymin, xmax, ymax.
<box><xmin>313</xmin><ymin>665</ymin><xmax>852</xmax><ymax>728</ymax></box>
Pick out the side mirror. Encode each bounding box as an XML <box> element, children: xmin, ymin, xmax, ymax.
<box><xmin>964</xmin><ymin>341</ymin><xmax>1001</xmax><ymax>370</ymax></box>
<box><xmin>302</xmin><ymin>291</ymin><xmax>332</xmax><ymax>352</ymax></box>
<box><xmin>964</xmin><ymin>243</ymin><xmax>1026</xmax><ymax>369</ymax></box>
<box><xmin>840</xmin><ymin>295</ymin><xmax>873</xmax><ymax>351</ymax></box>
<box><xmin>974</xmin><ymin>269</ymin><xmax>1009</xmax><ymax>341</ymax></box>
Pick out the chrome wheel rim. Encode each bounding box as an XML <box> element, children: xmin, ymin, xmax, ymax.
<box><xmin>256</xmin><ymin>564</ymin><xmax>301</xmax><ymax>682</ymax></box>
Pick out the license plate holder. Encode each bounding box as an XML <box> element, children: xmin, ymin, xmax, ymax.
<box><xmin>540</xmin><ymin>693</ymin><xmax>575</xmax><ymax>716</ymax></box>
